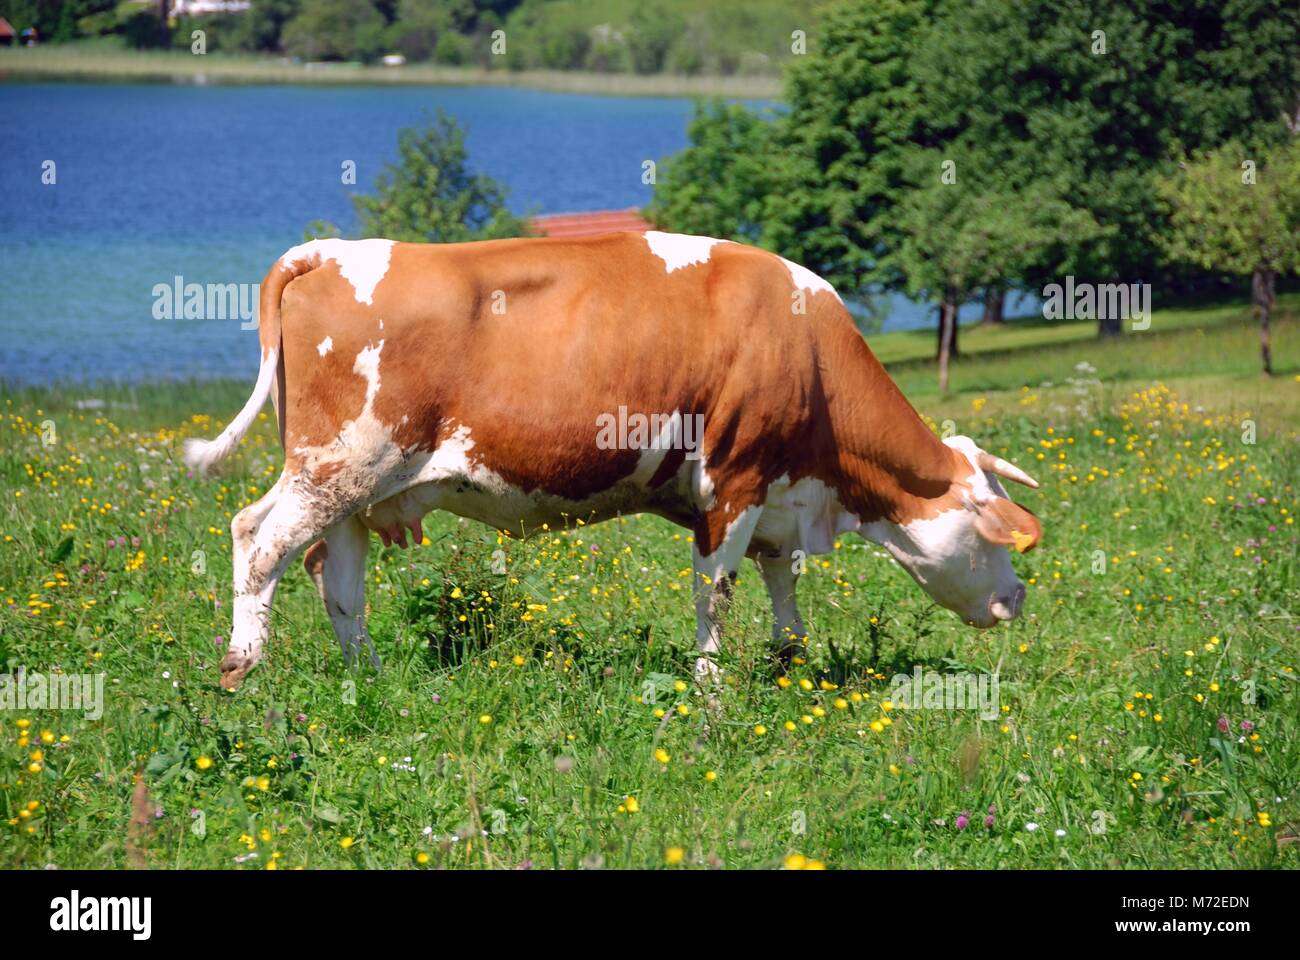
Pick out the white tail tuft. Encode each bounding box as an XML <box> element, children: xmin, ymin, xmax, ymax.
<box><xmin>183</xmin><ymin>349</ymin><xmax>278</xmax><ymax>476</ymax></box>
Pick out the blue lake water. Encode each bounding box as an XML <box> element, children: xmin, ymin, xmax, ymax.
<box><xmin>0</xmin><ymin>83</ymin><xmax>1027</xmax><ymax>385</ymax></box>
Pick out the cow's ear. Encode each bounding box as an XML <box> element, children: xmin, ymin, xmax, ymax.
<box><xmin>974</xmin><ymin>497</ymin><xmax>1041</xmax><ymax>553</ymax></box>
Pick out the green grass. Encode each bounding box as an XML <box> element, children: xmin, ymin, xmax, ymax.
<box><xmin>0</xmin><ymin>43</ymin><xmax>781</xmax><ymax>98</ymax></box>
<box><xmin>865</xmin><ymin>291</ymin><xmax>1299</xmax><ymax>368</ymax></box>
<box><xmin>1</xmin><ymin>313</ymin><xmax>1296</xmax><ymax>869</ymax></box>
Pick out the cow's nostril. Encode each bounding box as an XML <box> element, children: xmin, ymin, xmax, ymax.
<box><xmin>989</xmin><ymin>584</ymin><xmax>1026</xmax><ymax>622</ymax></box>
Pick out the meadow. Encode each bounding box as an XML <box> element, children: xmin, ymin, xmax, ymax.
<box><xmin>1</xmin><ymin>302</ymin><xmax>1296</xmax><ymax>869</ymax></box>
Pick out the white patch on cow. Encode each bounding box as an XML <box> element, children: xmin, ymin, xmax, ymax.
<box><xmin>627</xmin><ymin>410</ymin><xmax>687</xmax><ymax>485</ymax></box>
<box><xmin>780</xmin><ymin>256</ymin><xmax>842</xmax><ymax>303</ymax></box>
<box><xmin>874</xmin><ymin>509</ymin><xmax>973</xmax><ymax>587</ymax></box>
<box><xmin>317</xmin><ymin>336</ymin><xmax>333</xmax><ymax>357</ymax></box>
<box><xmin>280</xmin><ymin>238</ymin><xmax>395</xmax><ymax>306</ymax></box>
<box><xmin>644</xmin><ymin>231</ymin><xmax>726</xmax><ymax>273</ymax></box>
<box><xmin>691</xmin><ymin>454</ymin><xmax>717</xmax><ymax>510</ymax></box>
<box><xmin>862</xmin><ymin>500</ymin><xmax>1022</xmax><ymax>629</ymax></box>
<box><xmin>757</xmin><ymin>475</ymin><xmax>860</xmax><ymax>556</ymax></box>
<box><xmin>292</xmin><ymin>340</ymin><xmax>397</xmax><ymax>474</ymax></box>
<box><xmin>941</xmin><ymin>434</ymin><xmax>1018</xmax><ymax>510</ymax></box>
<box><xmin>418</xmin><ymin>425</ymin><xmax>510</xmax><ymax>493</ymax></box>
<box><xmin>354</xmin><ymin>341</ymin><xmax>383</xmax><ymax>405</ymax></box>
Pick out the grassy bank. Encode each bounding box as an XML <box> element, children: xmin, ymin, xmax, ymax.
<box><xmin>0</xmin><ymin>45</ymin><xmax>780</xmax><ymax>98</ymax></box>
<box><xmin>866</xmin><ymin>291</ymin><xmax>1298</xmax><ymax>369</ymax></box>
<box><xmin>1</xmin><ymin>314</ymin><xmax>1296</xmax><ymax>869</ymax></box>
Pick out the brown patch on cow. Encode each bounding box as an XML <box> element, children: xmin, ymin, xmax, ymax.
<box><xmin>974</xmin><ymin>498</ymin><xmax>1043</xmax><ymax>552</ymax></box>
<box><xmin>303</xmin><ymin>539</ymin><xmax>329</xmax><ymax>599</ymax></box>
<box><xmin>304</xmin><ymin>539</ymin><xmax>328</xmax><ymax>577</ymax></box>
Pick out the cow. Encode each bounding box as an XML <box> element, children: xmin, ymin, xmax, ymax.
<box><xmin>185</xmin><ymin>232</ymin><xmax>1041</xmax><ymax>692</ymax></box>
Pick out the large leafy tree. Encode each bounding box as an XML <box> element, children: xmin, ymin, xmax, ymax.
<box><xmin>348</xmin><ymin>112</ymin><xmax>530</xmax><ymax>243</ymax></box>
<box><xmin>280</xmin><ymin>0</ymin><xmax>387</xmax><ymax>62</ymax></box>
<box><xmin>646</xmin><ymin>102</ymin><xmax>778</xmax><ymax>244</ymax></box>
<box><xmin>914</xmin><ymin>0</ymin><xmax>1300</xmax><ymax>334</ymax></box>
<box><xmin>898</xmin><ymin>165</ymin><xmax>1101</xmax><ymax>390</ymax></box>
<box><xmin>761</xmin><ymin>0</ymin><xmax>938</xmax><ymax>298</ymax></box>
<box><xmin>1157</xmin><ymin>139</ymin><xmax>1300</xmax><ymax>374</ymax></box>
<box><xmin>651</xmin><ymin>0</ymin><xmax>1300</xmax><ymax>340</ymax></box>
<box><xmin>223</xmin><ymin>0</ymin><xmax>301</xmax><ymax>53</ymax></box>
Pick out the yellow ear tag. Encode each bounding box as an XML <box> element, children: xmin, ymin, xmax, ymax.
<box><xmin>1009</xmin><ymin>529</ymin><xmax>1034</xmax><ymax>554</ymax></box>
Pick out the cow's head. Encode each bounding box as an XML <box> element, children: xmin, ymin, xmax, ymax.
<box><xmin>870</xmin><ymin>436</ymin><xmax>1041</xmax><ymax>628</ymax></box>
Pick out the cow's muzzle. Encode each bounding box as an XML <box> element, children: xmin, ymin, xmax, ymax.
<box><xmin>988</xmin><ymin>583</ymin><xmax>1026</xmax><ymax>622</ymax></box>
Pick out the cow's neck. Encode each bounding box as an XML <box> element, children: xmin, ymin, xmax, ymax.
<box><xmin>819</xmin><ymin>330</ymin><xmax>963</xmax><ymax>527</ymax></box>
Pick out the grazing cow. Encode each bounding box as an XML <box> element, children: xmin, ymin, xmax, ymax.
<box><xmin>186</xmin><ymin>232</ymin><xmax>1041</xmax><ymax>691</ymax></box>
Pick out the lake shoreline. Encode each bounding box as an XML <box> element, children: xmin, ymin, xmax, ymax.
<box><xmin>0</xmin><ymin>47</ymin><xmax>781</xmax><ymax>99</ymax></box>
<box><xmin>4</xmin><ymin>295</ymin><xmax>1285</xmax><ymax>391</ymax></box>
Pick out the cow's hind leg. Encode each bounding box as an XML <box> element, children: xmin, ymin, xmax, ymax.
<box><xmin>754</xmin><ymin>552</ymin><xmax>806</xmax><ymax>666</ymax></box>
<box><xmin>310</xmin><ymin>514</ymin><xmax>379</xmax><ymax>670</ymax></box>
<box><xmin>221</xmin><ymin>473</ymin><xmax>363</xmax><ymax>690</ymax></box>
<box><xmin>691</xmin><ymin>505</ymin><xmax>763</xmax><ymax>682</ymax></box>
<box><xmin>224</xmin><ymin>481</ymin><xmax>284</xmax><ymax>684</ymax></box>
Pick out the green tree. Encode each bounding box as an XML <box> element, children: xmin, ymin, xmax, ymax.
<box><xmin>914</xmin><ymin>0</ymin><xmax>1300</xmax><ymax>336</ymax></box>
<box><xmin>389</xmin><ymin>0</ymin><xmax>475</xmax><ymax>61</ymax></box>
<box><xmin>653</xmin><ymin>0</ymin><xmax>1300</xmax><ymax>342</ymax></box>
<box><xmin>343</xmin><ymin>112</ymin><xmax>531</xmax><ymax>243</ymax></box>
<box><xmin>223</xmin><ymin>0</ymin><xmax>300</xmax><ymax>53</ymax></box>
<box><xmin>762</xmin><ymin>0</ymin><xmax>937</xmax><ymax>299</ymax></box>
<box><xmin>897</xmin><ymin>171</ymin><xmax>1100</xmax><ymax>391</ymax></box>
<box><xmin>281</xmin><ymin>0</ymin><xmax>386</xmax><ymax>62</ymax></box>
<box><xmin>646</xmin><ymin>101</ymin><xmax>777</xmax><ymax>244</ymax></box>
<box><xmin>627</xmin><ymin>1</ymin><xmax>683</xmax><ymax>74</ymax></box>
<box><xmin>1157</xmin><ymin>140</ymin><xmax>1300</xmax><ymax>375</ymax></box>
<box><xmin>651</xmin><ymin>0</ymin><xmax>937</xmax><ymax>309</ymax></box>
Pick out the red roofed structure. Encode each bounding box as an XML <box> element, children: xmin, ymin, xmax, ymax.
<box><xmin>529</xmin><ymin>208</ymin><xmax>655</xmax><ymax>238</ymax></box>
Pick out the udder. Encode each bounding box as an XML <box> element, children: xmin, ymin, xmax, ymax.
<box><xmin>360</xmin><ymin>488</ymin><xmax>431</xmax><ymax>548</ymax></box>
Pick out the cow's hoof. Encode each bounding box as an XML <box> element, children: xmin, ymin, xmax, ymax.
<box><xmin>219</xmin><ymin>652</ymin><xmax>253</xmax><ymax>691</ymax></box>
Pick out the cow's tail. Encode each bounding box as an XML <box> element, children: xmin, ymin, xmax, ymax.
<box><xmin>183</xmin><ymin>249</ymin><xmax>320</xmax><ymax>476</ymax></box>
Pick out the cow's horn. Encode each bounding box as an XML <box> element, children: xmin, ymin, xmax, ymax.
<box><xmin>977</xmin><ymin>451</ymin><xmax>1039</xmax><ymax>489</ymax></box>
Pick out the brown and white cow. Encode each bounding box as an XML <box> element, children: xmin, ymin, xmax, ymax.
<box><xmin>186</xmin><ymin>232</ymin><xmax>1041</xmax><ymax>691</ymax></box>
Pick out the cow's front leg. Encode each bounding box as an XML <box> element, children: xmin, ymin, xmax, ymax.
<box><xmin>755</xmin><ymin>551</ymin><xmax>806</xmax><ymax>666</ymax></box>
<box><xmin>691</xmin><ymin>505</ymin><xmax>763</xmax><ymax>682</ymax></box>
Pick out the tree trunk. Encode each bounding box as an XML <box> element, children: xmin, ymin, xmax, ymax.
<box><xmin>1098</xmin><ymin>309</ymin><xmax>1122</xmax><ymax>338</ymax></box>
<box><xmin>934</xmin><ymin>302</ymin><xmax>960</xmax><ymax>358</ymax></box>
<box><xmin>937</xmin><ymin>292</ymin><xmax>958</xmax><ymax>394</ymax></box>
<box><xmin>981</xmin><ymin>286</ymin><xmax>1005</xmax><ymax>325</ymax></box>
<box><xmin>1252</xmin><ymin>266</ymin><xmax>1275</xmax><ymax>376</ymax></box>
